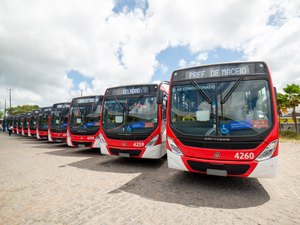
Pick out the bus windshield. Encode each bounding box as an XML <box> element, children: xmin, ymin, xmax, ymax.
<box><xmin>50</xmin><ymin>106</ymin><xmax>70</xmax><ymax>130</ymax></box>
<box><xmin>29</xmin><ymin>111</ymin><xmax>39</xmax><ymax>129</ymax></box>
<box><xmin>23</xmin><ymin>114</ymin><xmax>31</xmax><ymax>129</ymax></box>
<box><xmin>18</xmin><ymin>116</ymin><xmax>24</xmax><ymax>128</ymax></box>
<box><xmin>69</xmin><ymin>98</ymin><xmax>102</xmax><ymax>134</ymax></box>
<box><xmin>102</xmin><ymin>95</ymin><xmax>158</xmax><ymax>134</ymax></box>
<box><xmin>38</xmin><ymin>109</ymin><xmax>51</xmax><ymax>131</ymax></box>
<box><xmin>170</xmin><ymin>79</ymin><xmax>272</xmax><ymax>137</ymax></box>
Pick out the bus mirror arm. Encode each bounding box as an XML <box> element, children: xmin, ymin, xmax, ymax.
<box><xmin>274</xmin><ymin>87</ymin><xmax>277</xmax><ymax>100</ymax></box>
<box><xmin>156</xmin><ymin>90</ymin><xmax>163</xmax><ymax>104</ymax></box>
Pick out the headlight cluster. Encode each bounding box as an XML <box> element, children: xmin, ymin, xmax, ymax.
<box><xmin>256</xmin><ymin>139</ymin><xmax>278</xmax><ymax>161</ymax></box>
<box><xmin>167</xmin><ymin>136</ymin><xmax>183</xmax><ymax>156</ymax></box>
<box><xmin>146</xmin><ymin>135</ymin><xmax>159</xmax><ymax>147</ymax></box>
<box><xmin>99</xmin><ymin>133</ymin><xmax>107</xmax><ymax>145</ymax></box>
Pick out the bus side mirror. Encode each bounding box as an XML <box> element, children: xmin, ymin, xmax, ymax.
<box><xmin>156</xmin><ymin>90</ymin><xmax>163</xmax><ymax>104</ymax></box>
<box><xmin>274</xmin><ymin>87</ymin><xmax>277</xmax><ymax>100</ymax></box>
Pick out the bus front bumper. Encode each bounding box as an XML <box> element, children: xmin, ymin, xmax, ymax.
<box><xmin>167</xmin><ymin>150</ymin><xmax>278</xmax><ymax>178</ymax></box>
<box><xmin>100</xmin><ymin>143</ymin><xmax>165</xmax><ymax>159</ymax></box>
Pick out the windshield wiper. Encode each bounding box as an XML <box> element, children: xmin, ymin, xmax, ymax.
<box><xmin>190</xmin><ymin>80</ymin><xmax>212</xmax><ymax>104</ymax></box>
<box><xmin>221</xmin><ymin>76</ymin><xmax>244</xmax><ymax>104</ymax></box>
<box><xmin>114</xmin><ymin>96</ymin><xmax>125</xmax><ymax>112</ymax></box>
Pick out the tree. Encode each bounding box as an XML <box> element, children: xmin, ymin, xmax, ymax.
<box><xmin>283</xmin><ymin>84</ymin><xmax>300</xmax><ymax>133</ymax></box>
<box><xmin>0</xmin><ymin>111</ymin><xmax>3</xmax><ymax>119</ymax></box>
<box><xmin>6</xmin><ymin>105</ymin><xmax>40</xmax><ymax>116</ymax></box>
<box><xmin>276</xmin><ymin>93</ymin><xmax>288</xmax><ymax>131</ymax></box>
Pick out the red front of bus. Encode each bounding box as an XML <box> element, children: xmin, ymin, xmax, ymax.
<box><xmin>67</xmin><ymin>130</ymin><xmax>101</xmax><ymax>148</ymax></box>
<box><xmin>22</xmin><ymin>117</ymin><xmax>29</xmax><ymax>136</ymax></box>
<box><xmin>99</xmin><ymin>84</ymin><xmax>168</xmax><ymax>159</ymax></box>
<box><xmin>36</xmin><ymin>107</ymin><xmax>51</xmax><ymax>139</ymax></box>
<box><xmin>67</xmin><ymin>96</ymin><xmax>103</xmax><ymax>148</ymax></box>
<box><xmin>48</xmin><ymin>103</ymin><xmax>70</xmax><ymax>143</ymax></box>
<box><xmin>49</xmin><ymin>130</ymin><xmax>67</xmax><ymax>142</ymax></box>
<box><xmin>166</xmin><ymin>62</ymin><xmax>279</xmax><ymax>178</ymax></box>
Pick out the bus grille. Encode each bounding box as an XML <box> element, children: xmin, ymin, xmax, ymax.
<box><xmin>73</xmin><ymin>142</ymin><xmax>92</xmax><ymax>147</ymax></box>
<box><xmin>109</xmin><ymin>148</ymin><xmax>141</xmax><ymax>157</ymax></box>
<box><xmin>180</xmin><ymin>139</ymin><xmax>260</xmax><ymax>150</ymax></box>
<box><xmin>187</xmin><ymin>160</ymin><xmax>250</xmax><ymax>175</ymax></box>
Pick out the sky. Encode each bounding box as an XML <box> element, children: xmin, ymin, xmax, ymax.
<box><xmin>0</xmin><ymin>0</ymin><xmax>299</xmax><ymax>109</ymax></box>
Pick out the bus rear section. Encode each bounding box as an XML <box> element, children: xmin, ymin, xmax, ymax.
<box><xmin>48</xmin><ymin>102</ymin><xmax>70</xmax><ymax>142</ymax></box>
<box><xmin>22</xmin><ymin>112</ymin><xmax>31</xmax><ymax>136</ymax></box>
<box><xmin>28</xmin><ymin>109</ymin><xmax>40</xmax><ymax>137</ymax></box>
<box><xmin>67</xmin><ymin>95</ymin><xmax>103</xmax><ymax>148</ymax></box>
<box><xmin>100</xmin><ymin>83</ymin><xmax>169</xmax><ymax>159</ymax></box>
<box><xmin>36</xmin><ymin>107</ymin><xmax>52</xmax><ymax>139</ymax></box>
<box><xmin>166</xmin><ymin>62</ymin><xmax>279</xmax><ymax>178</ymax></box>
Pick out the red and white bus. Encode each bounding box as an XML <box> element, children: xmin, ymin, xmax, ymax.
<box><xmin>12</xmin><ymin>115</ymin><xmax>18</xmax><ymax>133</ymax></box>
<box><xmin>48</xmin><ymin>102</ymin><xmax>70</xmax><ymax>142</ymax></box>
<box><xmin>67</xmin><ymin>95</ymin><xmax>103</xmax><ymax>148</ymax></box>
<box><xmin>28</xmin><ymin>109</ymin><xmax>40</xmax><ymax>137</ymax></box>
<box><xmin>100</xmin><ymin>83</ymin><xmax>169</xmax><ymax>158</ymax></box>
<box><xmin>16</xmin><ymin>114</ymin><xmax>24</xmax><ymax>134</ymax></box>
<box><xmin>36</xmin><ymin>107</ymin><xmax>52</xmax><ymax>139</ymax></box>
<box><xmin>22</xmin><ymin>112</ymin><xmax>31</xmax><ymax>136</ymax></box>
<box><xmin>166</xmin><ymin>61</ymin><xmax>279</xmax><ymax>178</ymax></box>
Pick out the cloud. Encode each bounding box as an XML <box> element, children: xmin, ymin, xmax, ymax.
<box><xmin>179</xmin><ymin>53</ymin><xmax>208</xmax><ymax>68</ymax></box>
<box><xmin>0</xmin><ymin>0</ymin><xmax>299</xmax><ymax>109</ymax></box>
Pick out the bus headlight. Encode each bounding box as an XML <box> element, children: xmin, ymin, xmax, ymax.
<box><xmin>146</xmin><ymin>135</ymin><xmax>159</xmax><ymax>147</ymax></box>
<box><xmin>256</xmin><ymin>139</ymin><xmax>278</xmax><ymax>161</ymax></box>
<box><xmin>167</xmin><ymin>137</ymin><xmax>183</xmax><ymax>156</ymax></box>
<box><xmin>99</xmin><ymin>134</ymin><xmax>107</xmax><ymax>145</ymax></box>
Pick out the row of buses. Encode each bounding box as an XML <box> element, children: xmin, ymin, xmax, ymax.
<box><xmin>3</xmin><ymin>62</ymin><xmax>279</xmax><ymax>178</ymax></box>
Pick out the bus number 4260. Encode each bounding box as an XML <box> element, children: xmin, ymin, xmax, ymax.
<box><xmin>234</xmin><ymin>152</ymin><xmax>255</xmax><ymax>160</ymax></box>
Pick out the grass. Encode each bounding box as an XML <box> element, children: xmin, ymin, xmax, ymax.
<box><xmin>280</xmin><ymin>131</ymin><xmax>300</xmax><ymax>142</ymax></box>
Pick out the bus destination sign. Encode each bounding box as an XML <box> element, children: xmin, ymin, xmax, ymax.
<box><xmin>172</xmin><ymin>62</ymin><xmax>267</xmax><ymax>81</ymax></box>
<box><xmin>75</xmin><ymin>96</ymin><xmax>101</xmax><ymax>104</ymax></box>
<box><xmin>106</xmin><ymin>85</ymin><xmax>158</xmax><ymax>96</ymax></box>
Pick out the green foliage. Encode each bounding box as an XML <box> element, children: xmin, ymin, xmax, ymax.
<box><xmin>277</xmin><ymin>84</ymin><xmax>300</xmax><ymax>133</ymax></box>
<box><xmin>0</xmin><ymin>111</ymin><xmax>3</xmax><ymax>119</ymax></box>
<box><xmin>280</xmin><ymin>131</ymin><xmax>300</xmax><ymax>140</ymax></box>
<box><xmin>276</xmin><ymin>93</ymin><xmax>288</xmax><ymax>116</ymax></box>
<box><xmin>283</xmin><ymin>84</ymin><xmax>300</xmax><ymax>108</ymax></box>
<box><xmin>6</xmin><ymin>105</ymin><xmax>40</xmax><ymax>116</ymax></box>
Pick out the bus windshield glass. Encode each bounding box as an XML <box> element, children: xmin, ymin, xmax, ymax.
<box><xmin>50</xmin><ymin>104</ymin><xmax>70</xmax><ymax>130</ymax></box>
<box><xmin>18</xmin><ymin>115</ymin><xmax>24</xmax><ymax>128</ymax></box>
<box><xmin>23</xmin><ymin>114</ymin><xmax>31</xmax><ymax>129</ymax></box>
<box><xmin>38</xmin><ymin>108</ymin><xmax>51</xmax><ymax>130</ymax></box>
<box><xmin>29</xmin><ymin>111</ymin><xmax>39</xmax><ymax>129</ymax></box>
<box><xmin>170</xmin><ymin>80</ymin><xmax>272</xmax><ymax>137</ymax></box>
<box><xmin>102</xmin><ymin>95</ymin><xmax>158</xmax><ymax>134</ymax></box>
<box><xmin>69</xmin><ymin>97</ymin><xmax>102</xmax><ymax>133</ymax></box>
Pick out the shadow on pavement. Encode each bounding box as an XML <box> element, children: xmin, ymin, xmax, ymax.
<box><xmin>67</xmin><ymin>156</ymin><xmax>270</xmax><ymax>209</ymax></box>
<box><xmin>45</xmin><ymin>148</ymin><xmax>101</xmax><ymax>157</ymax></box>
<box><xmin>32</xmin><ymin>142</ymin><xmax>69</xmax><ymax>149</ymax></box>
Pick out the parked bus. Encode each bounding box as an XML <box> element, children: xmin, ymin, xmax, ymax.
<box><xmin>12</xmin><ymin>115</ymin><xmax>18</xmax><ymax>133</ymax></box>
<box><xmin>166</xmin><ymin>61</ymin><xmax>279</xmax><ymax>178</ymax></box>
<box><xmin>36</xmin><ymin>107</ymin><xmax>52</xmax><ymax>139</ymax></box>
<box><xmin>2</xmin><ymin>116</ymin><xmax>11</xmax><ymax>132</ymax></box>
<box><xmin>48</xmin><ymin>102</ymin><xmax>70</xmax><ymax>142</ymax></box>
<box><xmin>22</xmin><ymin>112</ymin><xmax>31</xmax><ymax>136</ymax></box>
<box><xmin>17</xmin><ymin>114</ymin><xmax>25</xmax><ymax>134</ymax></box>
<box><xmin>67</xmin><ymin>95</ymin><xmax>103</xmax><ymax>148</ymax></box>
<box><xmin>100</xmin><ymin>82</ymin><xmax>169</xmax><ymax>158</ymax></box>
<box><xmin>28</xmin><ymin>109</ymin><xmax>40</xmax><ymax>137</ymax></box>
